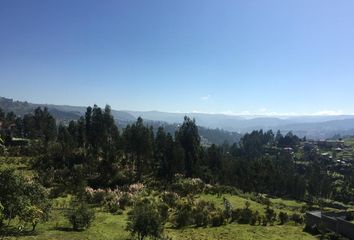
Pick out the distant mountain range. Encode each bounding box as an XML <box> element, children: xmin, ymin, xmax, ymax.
<box><xmin>0</xmin><ymin>97</ymin><xmax>136</xmax><ymax>123</ymax></box>
<box><xmin>1</xmin><ymin>96</ymin><xmax>354</xmax><ymax>140</ymax></box>
<box><xmin>126</xmin><ymin>111</ymin><xmax>354</xmax><ymax>139</ymax></box>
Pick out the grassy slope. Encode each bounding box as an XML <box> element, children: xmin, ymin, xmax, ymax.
<box><xmin>1</xmin><ymin>156</ymin><xmax>316</xmax><ymax>239</ymax></box>
<box><xmin>199</xmin><ymin>194</ymin><xmax>305</xmax><ymax>215</ymax></box>
<box><xmin>3</xmin><ymin>209</ymin><xmax>130</xmax><ymax>240</ymax></box>
<box><xmin>166</xmin><ymin>224</ymin><xmax>314</xmax><ymax>240</ymax></box>
<box><xmin>3</xmin><ymin>194</ymin><xmax>316</xmax><ymax>240</ymax></box>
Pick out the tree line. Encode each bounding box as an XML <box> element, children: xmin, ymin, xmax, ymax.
<box><xmin>1</xmin><ymin>105</ymin><xmax>353</xmax><ymax>203</ymax></box>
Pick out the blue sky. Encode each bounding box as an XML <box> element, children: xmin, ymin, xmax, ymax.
<box><xmin>1</xmin><ymin>0</ymin><xmax>354</xmax><ymax>115</ymax></box>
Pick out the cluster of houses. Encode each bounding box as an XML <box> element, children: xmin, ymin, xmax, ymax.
<box><xmin>303</xmin><ymin>139</ymin><xmax>345</xmax><ymax>150</ymax></box>
<box><xmin>302</xmin><ymin>139</ymin><xmax>353</xmax><ymax>167</ymax></box>
<box><xmin>0</xmin><ymin>120</ymin><xmax>29</xmax><ymax>147</ymax></box>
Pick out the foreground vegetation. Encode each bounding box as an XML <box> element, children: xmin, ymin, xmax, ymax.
<box><xmin>1</xmin><ymin>105</ymin><xmax>353</xmax><ymax>239</ymax></box>
<box><xmin>1</xmin><ymin>190</ymin><xmax>316</xmax><ymax>240</ymax></box>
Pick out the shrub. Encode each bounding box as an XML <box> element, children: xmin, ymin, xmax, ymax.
<box><xmin>127</xmin><ymin>198</ymin><xmax>166</xmax><ymax>240</ymax></box>
<box><xmin>172</xmin><ymin>177</ymin><xmax>205</xmax><ymax>196</ymax></box>
<box><xmin>65</xmin><ymin>200</ymin><xmax>95</xmax><ymax>231</ymax></box>
<box><xmin>205</xmin><ymin>185</ymin><xmax>242</xmax><ymax>196</ymax></box>
<box><xmin>20</xmin><ymin>205</ymin><xmax>46</xmax><ymax>231</ymax></box>
<box><xmin>291</xmin><ymin>213</ymin><xmax>303</xmax><ymax>225</ymax></box>
<box><xmin>0</xmin><ymin>168</ymin><xmax>51</xmax><ymax>230</ymax></box>
<box><xmin>250</xmin><ymin>194</ymin><xmax>271</xmax><ymax>206</ymax></box>
<box><xmin>85</xmin><ymin>187</ymin><xmax>133</xmax><ymax>211</ymax></box>
<box><xmin>238</xmin><ymin>202</ymin><xmax>253</xmax><ymax>224</ymax></box>
<box><xmin>346</xmin><ymin>212</ymin><xmax>354</xmax><ymax>221</ymax></box>
<box><xmin>193</xmin><ymin>200</ymin><xmax>216</xmax><ymax>227</ymax></box>
<box><xmin>320</xmin><ymin>232</ymin><xmax>347</xmax><ymax>240</ymax></box>
<box><xmin>85</xmin><ymin>187</ymin><xmax>107</xmax><ymax>204</ymax></box>
<box><xmin>161</xmin><ymin>191</ymin><xmax>179</xmax><ymax>208</ymax></box>
<box><xmin>230</xmin><ymin>208</ymin><xmax>242</xmax><ymax>223</ymax></box>
<box><xmin>239</xmin><ymin>208</ymin><xmax>253</xmax><ymax>224</ymax></box>
<box><xmin>0</xmin><ymin>202</ymin><xmax>4</xmax><ymax>228</ymax></box>
<box><xmin>158</xmin><ymin>202</ymin><xmax>169</xmax><ymax>223</ymax></box>
<box><xmin>250</xmin><ymin>211</ymin><xmax>260</xmax><ymax>225</ymax></box>
<box><xmin>209</xmin><ymin>209</ymin><xmax>225</xmax><ymax>227</ymax></box>
<box><xmin>118</xmin><ymin>192</ymin><xmax>132</xmax><ymax>210</ymax></box>
<box><xmin>193</xmin><ymin>207</ymin><xmax>209</xmax><ymax>227</ymax></box>
<box><xmin>261</xmin><ymin>216</ymin><xmax>268</xmax><ymax>226</ymax></box>
<box><xmin>265</xmin><ymin>207</ymin><xmax>277</xmax><ymax>225</ymax></box>
<box><xmin>91</xmin><ymin>190</ymin><xmax>106</xmax><ymax>204</ymax></box>
<box><xmin>172</xmin><ymin>199</ymin><xmax>193</xmax><ymax>228</ymax></box>
<box><xmin>222</xmin><ymin>197</ymin><xmax>232</xmax><ymax>220</ymax></box>
<box><xmin>278</xmin><ymin>211</ymin><xmax>289</xmax><ymax>225</ymax></box>
<box><xmin>303</xmin><ymin>224</ymin><xmax>321</xmax><ymax>235</ymax></box>
<box><xmin>104</xmin><ymin>200</ymin><xmax>121</xmax><ymax>214</ymax></box>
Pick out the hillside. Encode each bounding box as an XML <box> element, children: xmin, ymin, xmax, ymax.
<box><xmin>1</xmin><ymin>103</ymin><xmax>354</xmax><ymax>240</ymax></box>
<box><xmin>2</xmin><ymin>96</ymin><xmax>354</xmax><ymax>139</ymax></box>
<box><xmin>0</xmin><ymin>97</ymin><xmax>241</xmax><ymax>145</ymax></box>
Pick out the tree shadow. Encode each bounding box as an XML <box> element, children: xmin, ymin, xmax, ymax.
<box><xmin>52</xmin><ymin>226</ymin><xmax>81</xmax><ymax>232</ymax></box>
<box><xmin>0</xmin><ymin>226</ymin><xmax>38</xmax><ymax>237</ymax></box>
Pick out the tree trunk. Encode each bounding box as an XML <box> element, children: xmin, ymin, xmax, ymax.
<box><xmin>32</xmin><ymin>223</ymin><xmax>37</xmax><ymax>231</ymax></box>
<box><xmin>7</xmin><ymin>211</ymin><xmax>12</xmax><ymax>227</ymax></box>
<box><xmin>136</xmin><ymin>154</ymin><xmax>142</xmax><ymax>181</ymax></box>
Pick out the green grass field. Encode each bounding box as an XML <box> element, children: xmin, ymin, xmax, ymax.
<box><xmin>0</xmin><ymin>155</ymin><xmax>318</xmax><ymax>240</ymax></box>
<box><xmin>2</xmin><ymin>209</ymin><xmax>315</xmax><ymax>240</ymax></box>
<box><xmin>2</xmin><ymin>193</ymin><xmax>316</xmax><ymax>240</ymax></box>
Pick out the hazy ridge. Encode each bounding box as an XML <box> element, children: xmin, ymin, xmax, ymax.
<box><xmin>2</xmin><ymin>96</ymin><xmax>354</xmax><ymax>140</ymax></box>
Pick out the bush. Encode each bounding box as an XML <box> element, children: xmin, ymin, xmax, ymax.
<box><xmin>193</xmin><ymin>200</ymin><xmax>216</xmax><ymax>227</ymax></box>
<box><xmin>239</xmin><ymin>208</ymin><xmax>253</xmax><ymax>224</ymax></box>
<box><xmin>85</xmin><ymin>188</ymin><xmax>106</xmax><ymax>204</ymax></box>
<box><xmin>193</xmin><ymin>207</ymin><xmax>209</xmax><ymax>227</ymax></box>
<box><xmin>20</xmin><ymin>205</ymin><xmax>47</xmax><ymax>231</ymax></box>
<box><xmin>346</xmin><ymin>211</ymin><xmax>354</xmax><ymax>221</ymax></box>
<box><xmin>238</xmin><ymin>202</ymin><xmax>253</xmax><ymax>224</ymax></box>
<box><xmin>172</xmin><ymin>199</ymin><xmax>194</xmax><ymax>228</ymax></box>
<box><xmin>320</xmin><ymin>232</ymin><xmax>347</xmax><ymax>240</ymax></box>
<box><xmin>118</xmin><ymin>192</ymin><xmax>132</xmax><ymax>210</ymax></box>
<box><xmin>0</xmin><ymin>202</ymin><xmax>4</xmax><ymax>228</ymax></box>
<box><xmin>161</xmin><ymin>191</ymin><xmax>179</xmax><ymax>208</ymax></box>
<box><xmin>230</xmin><ymin>208</ymin><xmax>241</xmax><ymax>223</ymax></box>
<box><xmin>222</xmin><ymin>197</ymin><xmax>232</xmax><ymax>220</ymax></box>
<box><xmin>261</xmin><ymin>216</ymin><xmax>268</xmax><ymax>226</ymax></box>
<box><xmin>104</xmin><ymin>200</ymin><xmax>121</xmax><ymax>214</ymax></box>
<box><xmin>172</xmin><ymin>177</ymin><xmax>205</xmax><ymax>196</ymax></box>
<box><xmin>265</xmin><ymin>207</ymin><xmax>277</xmax><ymax>225</ymax></box>
<box><xmin>92</xmin><ymin>191</ymin><xmax>106</xmax><ymax>204</ymax></box>
<box><xmin>85</xmin><ymin>187</ymin><xmax>133</xmax><ymax>211</ymax></box>
<box><xmin>158</xmin><ymin>202</ymin><xmax>169</xmax><ymax>223</ymax></box>
<box><xmin>250</xmin><ymin>194</ymin><xmax>271</xmax><ymax>206</ymax></box>
<box><xmin>278</xmin><ymin>211</ymin><xmax>289</xmax><ymax>225</ymax></box>
<box><xmin>250</xmin><ymin>211</ymin><xmax>260</xmax><ymax>225</ymax></box>
<box><xmin>65</xmin><ymin>200</ymin><xmax>95</xmax><ymax>231</ymax></box>
<box><xmin>127</xmin><ymin>198</ymin><xmax>166</xmax><ymax>240</ymax></box>
<box><xmin>205</xmin><ymin>185</ymin><xmax>242</xmax><ymax>196</ymax></box>
<box><xmin>0</xmin><ymin>168</ymin><xmax>51</xmax><ymax>231</ymax></box>
<box><xmin>291</xmin><ymin>213</ymin><xmax>303</xmax><ymax>225</ymax></box>
<box><xmin>209</xmin><ymin>209</ymin><xmax>225</xmax><ymax>227</ymax></box>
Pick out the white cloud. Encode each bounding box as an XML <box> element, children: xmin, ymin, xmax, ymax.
<box><xmin>310</xmin><ymin>110</ymin><xmax>344</xmax><ymax>116</ymax></box>
<box><xmin>220</xmin><ymin>110</ymin><xmax>251</xmax><ymax>116</ymax></box>
<box><xmin>167</xmin><ymin>109</ymin><xmax>352</xmax><ymax>117</ymax></box>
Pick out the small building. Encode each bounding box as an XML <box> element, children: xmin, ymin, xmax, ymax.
<box><xmin>6</xmin><ymin>137</ymin><xmax>29</xmax><ymax>147</ymax></box>
<box><xmin>317</xmin><ymin>140</ymin><xmax>345</xmax><ymax>149</ymax></box>
<box><xmin>306</xmin><ymin>211</ymin><xmax>354</xmax><ymax>240</ymax></box>
<box><xmin>282</xmin><ymin>147</ymin><xmax>294</xmax><ymax>155</ymax></box>
<box><xmin>335</xmin><ymin>147</ymin><xmax>343</xmax><ymax>152</ymax></box>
